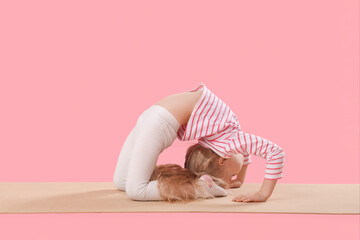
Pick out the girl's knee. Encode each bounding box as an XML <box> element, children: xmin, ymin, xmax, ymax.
<box><xmin>125</xmin><ymin>188</ymin><xmax>144</xmax><ymax>201</ymax></box>
<box><xmin>113</xmin><ymin>177</ymin><xmax>126</xmax><ymax>191</ymax></box>
<box><xmin>125</xmin><ymin>182</ymin><xmax>146</xmax><ymax>200</ymax></box>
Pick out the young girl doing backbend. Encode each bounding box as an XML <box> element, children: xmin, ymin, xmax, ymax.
<box><xmin>113</xmin><ymin>83</ymin><xmax>285</xmax><ymax>203</ymax></box>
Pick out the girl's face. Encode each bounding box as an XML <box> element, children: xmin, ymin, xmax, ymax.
<box><xmin>219</xmin><ymin>154</ymin><xmax>244</xmax><ymax>184</ymax></box>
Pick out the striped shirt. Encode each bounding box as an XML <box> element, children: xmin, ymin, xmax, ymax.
<box><xmin>177</xmin><ymin>83</ymin><xmax>285</xmax><ymax>180</ymax></box>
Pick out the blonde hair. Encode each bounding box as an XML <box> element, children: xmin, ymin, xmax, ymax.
<box><xmin>150</xmin><ymin>143</ymin><xmax>228</xmax><ymax>203</ymax></box>
<box><xmin>184</xmin><ymin>143</ymin><xmax>228</xmax><ymax>189</ymax></box>
<box><xmin>150</xmin><ymin>164</ymin><xmax>213</xmax><ymax>203</ymax></box>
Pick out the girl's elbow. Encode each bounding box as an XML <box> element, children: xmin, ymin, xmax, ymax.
<box><xmin>279</xmin><ymin>148</ymin><xmax>285</xmax><ymax>158</ymax></box>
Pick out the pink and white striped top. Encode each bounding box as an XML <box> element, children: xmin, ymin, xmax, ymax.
<box><xmin>177</xmin><ymin>83</ymin><xmax>285</xmax><ymax>180</ymax></box>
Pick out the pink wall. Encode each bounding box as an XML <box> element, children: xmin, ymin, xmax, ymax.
<box><xmin>0</xmin><ymin>0</ymin><xmax>358</xmax><ymax>239</ymax></box>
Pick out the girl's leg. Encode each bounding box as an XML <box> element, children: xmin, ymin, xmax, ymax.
<box><xmin>113</xmin><ymin>106</ymin><xmax>228</xmax><ymax>200</ymax></box>
<box><xmin>113</xmin><ymin>106</ymin><xmax>155</xmax><ymax>191</ymax></box>
<box><xmin>113</xmin><ymin>125</ymin><xmax>137</xmax><ymax>191</ymax></box>
<box><xmin>125</xmin><ymin>104</ymin><xmax>183</xmax><ymax>201</ymax></box>
<box><xmin>125</xmin><ymin>115</ymin><xmax>168</xmax><ymax>200</ymax></box>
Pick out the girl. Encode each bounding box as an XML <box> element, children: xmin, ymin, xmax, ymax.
<box><xmin>113</xmin><ymin>83</ymin><xmax>285</xmax><ymax>203</ymax></box>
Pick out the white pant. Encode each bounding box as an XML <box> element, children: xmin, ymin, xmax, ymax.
<box><xmin>113</xmin><ymin>105</ymin><xmax>181</xmax><ymax>200</ymax></box>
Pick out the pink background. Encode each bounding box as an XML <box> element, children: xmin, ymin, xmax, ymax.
<box><xmin>0</xmin><ymin>0</ymin><xmax>358</xmax><ymax>239</ymax></box>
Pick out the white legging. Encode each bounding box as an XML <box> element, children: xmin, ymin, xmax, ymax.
<box><xmin>113</xmin><ymin>105</ymin><xmax>181</xmax><ymax>201</ymax></box>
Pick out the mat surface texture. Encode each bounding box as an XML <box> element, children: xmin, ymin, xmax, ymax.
<box><xmin>0</xmin><ymin>182</ymin><xmax>358</xmax><ymax>214</ymax></box>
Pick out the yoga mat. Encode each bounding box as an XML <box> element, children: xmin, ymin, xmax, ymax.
<box><xmin>0</xmin><ymin>182</ymin><xmax>358</xmax><ymax>214</ymax></box>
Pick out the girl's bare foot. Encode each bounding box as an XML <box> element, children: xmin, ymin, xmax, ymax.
<box><xmin>199</xmin><ymin>175</ymin><xmax>227</xmax><ymax>197</ymax></box>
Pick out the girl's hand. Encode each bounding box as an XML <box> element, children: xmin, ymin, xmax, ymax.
<box><xmin>229</xmin><ymin>179</ymin><xmax>242</xmax><ymax>188</ymax></box>
<box><xmin>232</xmin><ymin>191</ymin><xmax>268</xmax><ymax>203</ymax></box>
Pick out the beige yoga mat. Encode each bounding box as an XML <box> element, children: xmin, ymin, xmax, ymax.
<box><xmin>0</xmin><ymin>182</ymin><xmax>359</xmax><ymax>214</ymax></box>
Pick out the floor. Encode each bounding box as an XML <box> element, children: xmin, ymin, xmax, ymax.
<box><xmin>1</xmin><ymin>213</ymin><xmax>359</xmax><ymax>239</ymax></box>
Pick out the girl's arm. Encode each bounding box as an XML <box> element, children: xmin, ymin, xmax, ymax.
<box><xmin>259</xmin><ymin>178</ymin><xmax>277</xmax><ymax>200</ymax></box>
<box><xmin>229</xmin><ymin>164</ymin><xmax>248</xmax><ymax>188</ymax></box>
<box><xmin>228</xmin><ymin>132</ymin><xmax>285</xmax><ymax>201</ymax></box>
<box><xmin>230</xmin><ymin>131</ymin><xmax>285</xmax><ymax>180</ymax></box>
<box><xmin>237</xmin><ymin>164</ymin><xmax>248</xmax><ymax>184</ymax></box>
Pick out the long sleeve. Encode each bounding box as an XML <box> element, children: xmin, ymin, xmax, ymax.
<box><xmin>242</xmin><ymin>153</ymin><xmax>252</xmax><ymax>166</ymax></box>
<box><xmin>228</xmin><ymin>131</ymin><xmax>285</xmax><ymax>180</ymax></box>
<box><xmin>176</xmin><ymin>83</ymin><xmax>285</xmax><ymax>180</ymax></box>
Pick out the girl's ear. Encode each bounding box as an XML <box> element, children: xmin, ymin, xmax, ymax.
<box><xmin>218</xmin><ymin>157</ymin><xmax>226</xmax><ymax>165</ymax></box>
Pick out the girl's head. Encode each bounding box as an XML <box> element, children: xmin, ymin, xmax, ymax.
<box><xmin>185</xmin><ymin>143</ymin><xmax>244</xmax><ymax>188</ymax></box>
<box><xmin>150</xmin><ymin>143</ymin><xmax>244</xmax><ymax>203</ymax></box>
